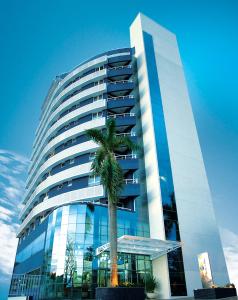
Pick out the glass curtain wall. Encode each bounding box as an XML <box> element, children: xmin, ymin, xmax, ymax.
<box><xmin>39</xmin><ymin>203</ymin><xmax>151</xmax><ymax>299</ymax></box>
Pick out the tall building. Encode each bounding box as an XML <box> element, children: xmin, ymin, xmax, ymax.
<box><xmin>9</xmin><ymin>13</ymin><xmax>229</xmax><ymax>300</ymax></box>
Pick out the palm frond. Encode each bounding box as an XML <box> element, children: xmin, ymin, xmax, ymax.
<box><xmin>90</xmin><ymin>148</ymin><xmax>106</xmax><ymax>175</ymax></box>
<box><xmin>86</xmin><ymin>128</ymin><xmax>106</xmax><ymax>148</ymax></box>
<box><xmin>106</xmin><ymin>118</ymin><xmax>116</xmax><ymax>148</ymax></box>
<box><xmin>86</xmin><ymin>119</ymin><xmax>139</xmax><ymax>205</ymax></box>
<box><xmin>100</xmin><ymin>154</ymin><xmax>124</xmax><ymax>204</ymax></box>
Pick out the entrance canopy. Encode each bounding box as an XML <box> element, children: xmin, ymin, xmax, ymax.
<box><xmin>95</xmin><ymin>235</ymin><xmax>181</xmax><ymax>260</ymax></box>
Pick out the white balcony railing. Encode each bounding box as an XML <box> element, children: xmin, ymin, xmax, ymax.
<box><xmin>115</xmin><ymin>154</ymin><xmax>137</xmax><ymax>160</ymax></box>
<box><xmin>107</xmin><ymin>65</ymin><xmax>132</xmax><ymax>71</ymax></box>
<box><xmin>88</xmin><ymin>178</ymin><xmax>139</xmax><ymax>186</ymax></box>
<box><xmin>89</xmin><ymin>153</ymin><xmax>137</xmax><ymax>162</ymax></box>
<box><xmin>124</xmin><ymin>178</ymin><xmax>139</xmax><ymax>184</ymax></box>
<box><xmin>107</xmin><ymin>112</ymin><xmax>135</xmax><ymax>119</ymax></box>
<box><xmin>116</xmin><ymin>132</ymin><xmax>136</xmax><ymax>137</ymax></box>
<box><xmin>107</xmin><ymin>80</ymin><xmax>133</xmax><ymax>85</ymax></box>
<box><xmin>107</xmin><ymin>95</ymin><xmax>134</xmax><ymax>101</ymax></box>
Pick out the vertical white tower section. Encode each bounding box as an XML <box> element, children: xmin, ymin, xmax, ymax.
<box><xmin>130</xmin><ymin>13</ymin><xmax>229</xmax><ymax>297</ymax></box>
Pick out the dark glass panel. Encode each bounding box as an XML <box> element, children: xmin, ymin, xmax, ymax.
<box><xmin>164</xmin><ymin>220</ymin><xmax>180</xmax><ymax>241</ymax></box>
<box><xmin>171</xmin><ymin>284</ymin><xmax>187</xmax><ymax>296</ymax></box>
<box><xmin>143</xmin><ymin>31</ymin><xmax>187</xmax><ymax>296</ymax></box>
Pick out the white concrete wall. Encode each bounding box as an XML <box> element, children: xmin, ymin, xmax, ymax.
<box><xmin>17</xmin><ymin>184</ymin><xmax>104</xmax><ymax>237</ymax></box>
<box><xmin>130</xmin><ymin>13</ymin><xmax>229</xmax><ymax>297</ymax></box>
<box><xmin>27</xmin><ymin>117</ymin><xmax>105</xmax><ymax>187</ymax></box>
<box><xmin>130</xmin><ymin>14</ymin><xmax>170</xmax><ymax>298</ymax></box>
<box><xmin>153</xmin><ymin>256</ymin><xmax>171</xmax><ymax>298</ymax></box>
<box><xmin>21</xmin><ymin>161</ymin><xmax>93</xmax><ymax>219</ymax></box>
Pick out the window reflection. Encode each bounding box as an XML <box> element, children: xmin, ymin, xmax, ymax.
<box><xmin>39</xmin><ymin>203</ymin><xmax>152</xmax><ymax>299</ymax></box>
<box><xmin>16</xmin><ymin>233</ymin><xmax>45</xmax><ymax>263</ymax></box>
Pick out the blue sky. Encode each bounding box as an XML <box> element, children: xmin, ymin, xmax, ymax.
<box><xmin>0</xmin><ymin>0</ymin><xmax>238</xmax><ymax>298</ymax></box>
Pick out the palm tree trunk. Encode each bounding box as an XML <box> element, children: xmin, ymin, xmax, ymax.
<box><xmin>108</xmin><ymin>199</ymin><xmax>118</xmax><ymax>287</ymax></box>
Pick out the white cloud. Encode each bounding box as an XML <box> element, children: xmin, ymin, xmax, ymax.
<box><xmin>0</xmin><ymin>155</ymin><xmax>12</xmax><ymax>164</ymax></box>
<box><xmin>0</xmin><ymin>197</ymin><xmax>16</xmax><ymax>208</ymax></box>
<box><xmin>0</xmin><ymin>221</ymin><xmax>19</xmax><ymax>275</ymax></box>
<box><xmin>0</xmin><ymin>149</ymin><xmax>29</xmax><ymax>278</ymax></box>
<box><xmin>0</xmin><ymin>149</ymin><xmax>29</xmax><ymax>213</ymax></box>
<box><xmin>220</xmin><ymin>227</ymin><xmax>238</xmax><ymax>288</ymax></box>
<box><xmin>0</xmin><ymin>213</ymin><xmax>12</xmax><ymax>222</ymax></box>
<box><xmin>0</xmin><ymin>206</ymin><xmax>15</xmax><ymax>222</ymax></box>
<box><xmin>0</xmin><ymin>206</ymin><xmax>14</xmax><ymax>216</ymax></box>
<box><xmin>4</xmin><ymin>186</ymin><xmax>23</xmax><ymax>199</ymax></box>
<box><xmin>0</xmin><ymin>149</ymin><xmax>29</xmax><ymax>166</ymax></box>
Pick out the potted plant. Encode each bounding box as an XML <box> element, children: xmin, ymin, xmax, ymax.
<box><xmin>144</xmin><ymin>274</ymin><xmax>159</xmax><ymax>299</ymax></box>
<box><xmin>119</xmin><ymin>281</ymin><xmax>135</xmax><ymax>288</ymax></box>
<box><xmin>194</xmin><ymin>283</ymin><xmax>237</xmax><ymax>299</ymax></box>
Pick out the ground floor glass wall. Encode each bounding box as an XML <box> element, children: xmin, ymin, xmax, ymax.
<box><xmin>38</xmin><ymin>203</ymin><xmax>151</xmax><ymax>299</ymax></box>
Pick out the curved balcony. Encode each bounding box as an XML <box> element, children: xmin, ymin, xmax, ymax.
<box><xmin>107</xmin><ymin>65</ymin><xmax>133</xmax><ymax>80</ymax></box>
<box><xmin>117</xmin><ymin>154</ymin><xmax>139</xmax><ymax>170</ymax></box>
<box><xmin>36</xmin><ymin>50</ymin><xmax>131</xmax><ymax>139</ymax></box>
<box><xmin>107</xmin><ymin>112</ymin><xmax>135</xmax><ymax>118</ymax></box>
<box><xmin>121</xmin><ymin>178</ymin><xmax>140</xmax><ymax>197</ymax></box>
<box><xmin>35</xmin><ymin>55</ymin><xmax>107</xmax><ymax>137</ymax></box>
<box><xmin>34</xmin><ymin>73</ymin><xmax>107</xmax><ymax>151</ymax></box>
<box><xmin>28</xmin><ymin>133</ymin><xmax>135</xmax><ymax>194</ymax></box>
<box><xmin>107</xmin><ymin>112</ymin><xmax>136</xmax><ymax>128</ymax></box>
<box><xmin>107</xmin><ymin>80</ymin><xmax>134</xmax><ymax>96</ymax></box>
<box><xmin>108</xmin><ymin>54</ymin><xmax>131</xmax><ymax>66</ymax></box>
<box><xmin>118</xmin><ymin>131</ymin><xmax>137</xmax><ymax>140</ymax></box>
<box><xmin>33</xmin><ymin>84</ymin><xmax>106</xmax><ymax>156</ymax></box>
<box><xmin>62</xmin><ymin>66</ymin><xmax>105</xmax><ymax>93</ymax></box>
<box><xmin>17</xmin><ymin>185</ymin><xmax>104</xmax><ymax>237</ymax></box>
<box><xmin>26</xmin><ymin>149</ymin><xmax>138</xmax><ymax>211</ymax></box>
<box><xmin>116</xmin><ymin>153</ymin><xmax>137</xmax><ymax>159</ymax></box>
<box><xmin>21</xmin><ymin>162</ymin><xmax>93</xmax><ymax>220</ymax></box>
<box><xmin>34</xmin><ymin>93</ymin><xmax>106</xmax><ymax>162</ymax></box>
<box><xmin>46</xmin><ymin>70</ymin><xmax>106</xmax><ymax>117</ymax></box>
<box><xmin>31</xmin><ymin>99</ymin><xmax>106</xmax><ymax>164</ymax></box>
<box><xmin>26</xmin><ymin>141</ymin><xmax>98</xmax><ymax>192</ymax></box>
<box><xmin>28</xmin><ymin>117</ymin><xmax>105</xmax><ymax>185</ymax></box>
<box><xmin>107</xmin><ymin>95</ymin><xmax>135</xmax><ymax>112</ymax></box>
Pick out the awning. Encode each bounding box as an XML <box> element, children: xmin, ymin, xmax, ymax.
<box><xmin>95</xmin><ymin>235</ymin><xmax>181</xmax><ymax>260</ymax></box>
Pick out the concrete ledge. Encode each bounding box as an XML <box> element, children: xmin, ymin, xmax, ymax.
<box><xmin>194</xmin><ymin>289</ymin><xmax>237</xmax><ymax>299</ymax></box>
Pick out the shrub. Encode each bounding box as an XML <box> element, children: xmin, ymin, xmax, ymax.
<box><xmin>143</xmin><ymin>274</ymin><xmax>158</xmax><ymax>293</ymax></box>
<box><xmin>119</xmin><ymin>281</ymin><xmax>135</xmax><ymax>288</ymax></box>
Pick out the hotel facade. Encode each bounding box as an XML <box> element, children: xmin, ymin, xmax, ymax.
<box><xmin>9</xmin><ymin>13</ymin><xmax>229</xmax><ymax>299</ymax></box>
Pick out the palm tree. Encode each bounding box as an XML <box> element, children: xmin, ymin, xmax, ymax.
<box><xmin>86</xmin><ymin>118</ymin><xmax>138</xmax><ymax>287</ymax></box>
